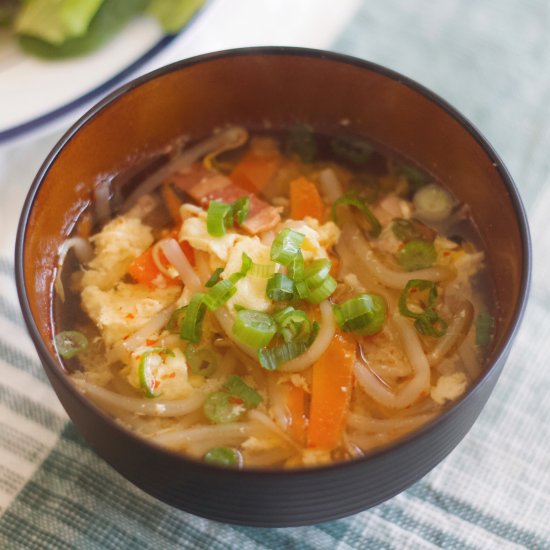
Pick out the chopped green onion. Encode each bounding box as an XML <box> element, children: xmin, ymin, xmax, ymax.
<box><xmin>288</xmin><ymin>251</ymin><xmax>305</xmax><ymax>281</ymax></box>
<box><xmin>333</xmin><ymin>294</ymin><xmax>386</xmax><ymax>336</ymax></box>
<box><xmin>223</xmin><ymin>375</ymin><xmax>263</xmax><ymax>408</ymax></box>
<box><xmin>205</xmin><ymin>268</ymin><xmax>224</xmax><ymax>288</ymax></box>
<box><xmin>139</xmin><ymin>348</ymin><xmax>174</xmax><ymax>398</ymax></box>
<box><xmin>330</xmin><ymin>135</ymin><xmax>373</xmax><ymax>164</ymax></box>
<box><xmin>180</xmin><ymin>293</ymin><xmax>207</xmax><ymax>343</ymax></box>
<box><xmin>232</xmin><ymin>309</ymin><xmax>277</xmax><ymax>348</ymax></box>
<box><xmin>307</xmin><ymin>321</ymin><xmax>321</xmax><ymax>346</ymax></box>
<box><xmin>307</xmin><ymin>275</ymin><xmax>337</xmax><ymax>304</ymax></box>
<box><xmin>392</xmin><ymin>218</ymin><xmax>421</xmax><ymax>242</ymax></box>
<box><xmin>285</xmin><ymin>124</ymin><xmax>317</xmax><ymax>163</ymax></box>
<box><xmin>167</xmin><ymin>306</ymin><xmax>188</xmax><ymax>333</ymax></box>
<box><xmin>399</xmin><ymin>279</ymin><xmax>447</xmax><ymax>338</ymax></box>
<box><xmin>413</xmin><ymin>184</ymin><xmax>453</xmax><ymax>223</ymax></box>
<box><xmin>206</xmin><ymin>200</ymin><xmax>232</xmax><ymax>237</ymax></box>
<box><xmin>401</xmin><ymin>164</ymin><xmax>428</xmax><ymax>188</ymax></box>
<box><xmin>204</xmin><ymin>447</ymin><xmax>242</xmax><ymax>467</ymax></box>
<box><xmin>266</xmin><ymin>273</ymin><xmax>295</xmax><ymax>301</ymax></box>
<box><xmin>203</xmin><ymin>278</ymin><xmax>239</xmax><ymax>310</ymax></box>
<box><xmin>476</xmin><ymin>312</ymin><xmax>494</xmax><ymax>347</ymax></box>
<box><xmin>206</xmin><ymin>197</ymin><xmax>251</xmax><ymax>237</ymax></box>
<box><xmin>232</xmin><ymin>196</ymin><xmax>250</xmax><ymax>225</ymax></box>
<box><xmin>332</xmin><ymin>192</ymin><xmax>382</xmax><ymax>238</ymax></box>
<box><xmin>249</xmin><ymin>261</ymin><xmax>276</xmax><ymax>278</ymax></box>
<box><xmin>54</xmin><ymin>330</ymin><xmax>88</xmax><ymax>359</ymax></box>
<box><xmin>270</xmin><ymin>228</ymin><xmax>305</xmax><ymax>265</ymax></box>
<box><xmin>273</xmin><ymin>306</ymin><xmax>311</xmax><ymax>342</ymax></box>
<box><xmin>397</xmin><ymin>239</ymin><xmax>436</xmax><ymax>271</ymax></box>
<box><xmin>203</xmin><ymin>392</ymin><xmax>244</xmax><ymax>424</ymax></box>
<box><xmin>239</xmin><ymin>252</ymin><xmax>252</xmax><ymax>276</ymax></box>
<box><xmin>294</xmin><ymin>280</ymin><xmax>309</xmax><ymax>300</ymax></box>
<box><xmin>258</xmin><ymin>341</ymin><xmax>309</xmax><ymax>370</ymax></box>
<box><xmin>185</xmin><ymin>345</ymin><xmax>218</xmax><ymax>377</ymax></box>
<box><xmin>304</xmin><ymin>258</ymin><xmax>332</xmax><ymax>288</ymax></box>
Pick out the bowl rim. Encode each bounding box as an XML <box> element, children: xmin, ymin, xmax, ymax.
<box><xmin>15</xmin><ymin>45</ymin><xmax>532</xmax><ymax>477</ymax></box>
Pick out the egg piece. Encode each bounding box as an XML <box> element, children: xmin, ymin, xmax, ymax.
<box><xmin>126</xmin><ymin>347</ymin><xmax>193</xmax><ymax>400</ymax></box>
<box><xmin>81</xmin><ymin>282</ymin><xmax>180</xmax><ymax>347</ymax></box>
<box><xmin>179</xmin><ymin>216</ymin><xmax>242</xmax><ymax>262</ymax></box>
<box><xmin>430</xmin><ymin>372</ymin><xmax>468</xmax><ymax>405</ymax></box>
<box><xmin>278</xmin><ymin>218</ymin><xmax>340</xmax><ymax>260</ymax></box>
<box><xmin>223</xmin><ymin>237</ymin><xmax>274</xmax><ymax>312</ymax></box>
<box><xmin>82</xmin><ymin>216</ymin><xmax>154</xmax><ymax>290</ymax></box>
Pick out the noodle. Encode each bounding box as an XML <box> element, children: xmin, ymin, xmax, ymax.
<box><xmin>279</xmin><ymin>300</ymin><xmax>336</xmax><ymax>373</ymax></box>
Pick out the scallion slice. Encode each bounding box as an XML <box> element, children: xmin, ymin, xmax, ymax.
<box><xmin>232</xmin><ymin>309</ymin><xmax>277</xmax><ymax>348</ymax></box>
<box><xmin>332</xmin><ymin>192</ymin><xmax>382</xmax><ymax>238</ymax></box>
<box><xmin>294</xmin><ymin>279</ymin><xmax>309</xmax><ymax>300</ymax></box>
<box><xmin>304</xmin><ymin>258</ymin><xmax>332</xmax><ymax>288</ymax></box>
<box><xmin>138</xmin><ymin>348</ymin><xmax>174</xmax><ymax>398</ymax></box>
<box><xmin>54</xmin><ymin>330</ymin><xmax>88</xmax><ymax>359</ymax></box>
<box><xmin>205</xmin><ymin>268</ymin><xmax>224</xmax><ymax>288</ymax></box>
<box><xmin>399</xmin><ymin>279</ymin><xmax>447</xmax><ymax>337</ymax></box>
<box><xmin>232</xmin><ymin>196</ymin><xmax>250</xmax><ymax>225</ymax></box>
<box><xmin>330</xmin><ymin>135</ymin><xmax>373</xmax><ymax>164</ymax></box>
<box><xmin>204</xmin><ymin>447</ymin><xmax>242</xmax><ymax>467</ymax></box>
<box><xmin>203</xmin><ymin>278</ymin><xmax>239</xmax><ymax>311</ymax></box>
<box><xmin>397</xmin><ymin>240</ymin><xmax>436</xmax><ymax>271</ymax></box>
<box><xmin>307</xmin><ymin>275</ymin><xmax>337</xmax><ymax>304</ymax></box>
<box><xmin>180</xmin><ymin>293</ymin><xmax>207</xmax><ymax>343</ymax></box>
<box><xmin>476</xmin><ymin>312</ymin><xmax>494</xmax><ymax>347</ymax></box>
<box><xmin>203</xmin><ymin>392</ymin><xmax>244</xmax><ymax>424</ymax></box>
<box><xmin>333</xmin><ymin>294</ymin><xmax>386</xmax><ymax>336</ymax></box>
<box><xmin>273</xmin><ymin>306</ymin><xmax>311</xmax><ymax>342</ymax></box>
<box><xmin>249</xmin><ymin>261</ymin><xmax>276</xmax><ymax>278</ymax></box>
<box><xmin>258</xmin><ymin>341</ymin><xmax>308</xmax><ymax>371</ymax></box>
<box><xmin>270</xmin><ymin>228</ymin><xmax>305</xmax><ymax>265</ymax></box>
<box><xmin>185</xmin><ymin>345</ymin><xmax>218</xmax><ymax>377</ymax></box>
<box><xmin>206</xmin><ymin>200</ymin><xmax>232</xmax><ymax>237</ymax></box>
<box><xmin>288</xmin><ymin>251</ymin><xmax>305</xmax><ymax>280</ymax></box>
<box><xmin>266</xmin><ymin>273</ymin><xmax>295</xmax><ymax>301</ymax></box>
<box><xmin>223</xmin><ymin>375</ymin><xmax>263</xmax><ymax>407</ymax></box>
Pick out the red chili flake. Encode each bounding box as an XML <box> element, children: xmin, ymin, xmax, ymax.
<box><xmin>152</xmin><ymin>380</ymin><xmax>160</xmax><ymax>390</ymax></box>
<box><xmin>146</xmin><ymin>339</ymin><xmax>157</xmax><ymax>346</ymax></box>
<box><xmin>126</xmin><ymin>313</ymin><xmax>135</xmax><ymax>319</ymax></box>
<box><xmin>229</xmin><ymin>396</ymin><xmax>244</xmax><ymax>405</ymax></box>
<box><xmin>443</xmin><ymin>251</ymin><xmax>450</xmax><ymax>256</ymax></box>
<box><xmin>410</xmin><ymin>287</ymin><xmax>418</xmax><ymax>293</ymax></box>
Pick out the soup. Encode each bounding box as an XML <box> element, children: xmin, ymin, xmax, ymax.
<box><xmin>53</xmin><ymin>125</ymin><xmax>494</xmax><ymax>468</ymax></box>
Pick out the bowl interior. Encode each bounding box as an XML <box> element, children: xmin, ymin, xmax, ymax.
<box><xmin>21</xmin><ymin>49</ymin><xmax>527</xmax><ymax>392</ymax></box>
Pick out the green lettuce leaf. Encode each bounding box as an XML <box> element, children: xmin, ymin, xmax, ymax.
<box><xmin>15</xmin><ymin>0</ymin><xmax>105</xmax><ymax>44</ymax></box>
<box><xmin>17</xmin><ymin>0</ymin><xmax>148</xmax><ymax>58</ymax></box>
<box><xmin>147</xmin><ymin>0</ymin><xmax>204</xmax><ymax>34</ymax></box>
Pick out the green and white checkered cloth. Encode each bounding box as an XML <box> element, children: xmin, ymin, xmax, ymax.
<box><xmin>1</xmin><ymin>0</ymin><xmax>549</xmax><ymax>548</ymax></box>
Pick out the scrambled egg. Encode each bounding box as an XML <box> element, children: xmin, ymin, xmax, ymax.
<box><xmin>82</xmin><ymin>216</ymin><xmax>153</xmax><ymax>290</ymax></box>
<box><xmin>224</xmin><ymin>237</ymin><xmax>273</xmax><ymax>312</ymax></box>
<box><xmin>278</xmin><ymin>217</ymin><xmax>340</xmax><ymax>260</ymax></box>
<box><xmin>430</xmin><ymin>372</ymin><xmax>468</xmax><ymax>404</ymax></box>
<box><xmin>125</xmin><ymin>347</ymin><xmax>192</xmax><ymax>400</ymax></box>
<box><xmin>81</xmin><ymin>283</ymin><xmax>180</xmax><ymax>347</ymax></box>
<box><xmin>179</xmin><ymin>215</ymin><xmax>242</xmax><ymax>263</ymax></box>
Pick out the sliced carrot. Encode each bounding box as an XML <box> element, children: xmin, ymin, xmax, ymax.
<box><xmin>286</xmin><ymin>384</ymin><xmax>307</xmax><ymax>444</ymax></box>
<box><xmin>161</xmin><ymin>183</ymin><xmax>183</xmax><ymax>223</ymax></box>
<box><xmin>307</xmin><ymin>332</ymin><xmax>356</xmax><ymax>450</ymax></box>
<box><xmin>289</xmin><ymin>176</ymin><xmax>324</xmax><ymax>221</ymax></box>
<box><xmin>230</xmin><ymin>142</ymin><xmax>281</xmax><ymax>193</ymax></box>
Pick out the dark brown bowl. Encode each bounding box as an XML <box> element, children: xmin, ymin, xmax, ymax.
<box><xmin>15</xmin><ymin>47</ymin><xmax>531</xmax><ymax>527</ymax></box>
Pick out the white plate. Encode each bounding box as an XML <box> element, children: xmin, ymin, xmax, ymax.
<box><xmin>0</xmin><ymin>10</ymin><xmax>206</xmax><ymax>142</ymax></box>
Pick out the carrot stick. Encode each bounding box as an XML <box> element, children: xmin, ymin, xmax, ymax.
<box><xmin>286</xmin><ymin>384</ymin><xmax>307</xmax><ymax>444</ymax></box>
<box><xmin>307</xmin><ymin>332</ymin><xmax>356</xmax><ymax>450</ymax></box>
<box><xmin>230</xmin><ymin>144</ymin><xmax>281</xmax><ymax>193</ymax></box>
<box><xmin>289</xmin><ymin>176</ymin><xmax>324</xmax><ymax>221</ymax></box>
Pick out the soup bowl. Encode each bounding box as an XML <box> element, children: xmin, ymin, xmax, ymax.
<box><xmin>15</xmin><ymin>47</ymin><xmax>530</xmax><ymax>527</ymax></box>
